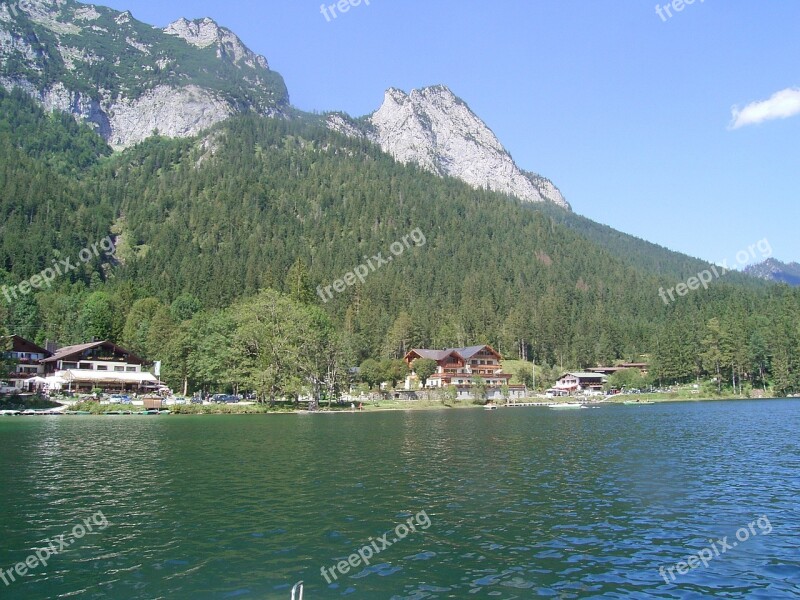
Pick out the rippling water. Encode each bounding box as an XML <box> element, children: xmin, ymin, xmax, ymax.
<box><xmin>1</xmin><ymin>400</ymin><xmax>799</xmax><ymax>599</ymax></box>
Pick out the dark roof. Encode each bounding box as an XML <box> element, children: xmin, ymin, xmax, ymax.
<box><xmin>6</xmin><ymin>335</ymin><xmax>51</xmax><ymax>356</ymax></box>
<box><xmin>406</xmin><ymin>345</ymin><xmax>503</xmax><ymax>363</ymax></box>
<box><xmin>407</xmin><ymin>349</ymin><xmax>451</xmax><ymax>361</ymax></box>
<box><xmin>41</xmin><ymin>341</ymin><xmax>144</xmax><ymax>364</ymax></box>
<box><xmin>455</xmin><ymin>345</ymin><xmax>497</xmax><ymax>360</ymax></box>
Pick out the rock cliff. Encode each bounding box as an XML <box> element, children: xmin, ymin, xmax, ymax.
<box><xmin>328</xmin><ymin>86</ymin><xmax>568</xmax><ymax>208</ymax></box>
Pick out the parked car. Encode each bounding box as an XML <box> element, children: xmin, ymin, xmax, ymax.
<box><xmin>211</xmin><ymin>394</ymin><xmax>240</xmax><ymax>404</ymax></box>
<box><xmin>0</xmin><ymin>382</ymin><xmax>18</xmax><ymax>395</ymax></box>
<box><xmin>109</xmin><ymin>394</ymin><xmax>132</xmax><ymax>404</ymax></box>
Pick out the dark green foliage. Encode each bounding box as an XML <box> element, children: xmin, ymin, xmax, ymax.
<box><xmin>0</xmin><ymin>87</ymin><xmax>111</xmax><ymax>173</ymax></box>
<box><xmin>606</xmin><ymin>368</ymin><xmax>649</xmax><ymax>391</ymax></box>
<box><xmin>413</xmin><ymin>358</ymin><xmax>437</xmax><ymax>387</ymax></box>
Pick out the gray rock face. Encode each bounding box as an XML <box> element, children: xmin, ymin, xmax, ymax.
<box><xmin>328</xmin><ymin>86</ymin><xmax>569</xmax><ymax>209</ymax></box>
<box><xmin>744</xmin><ymin>258</ymin><xmax>800</xmax><ymax>286</ymax></box>
<box><xmin>106</xmin><ymin>85</ymin><xmax>235</xmax><ymax>149</ymax></box>
<box><xmin>164</xmin><ymin>17</ymin><xmax>270</xmax><ymax>71</ymax></box>
<box><xmin>0</xmin><ymin>0</ymin><xmax>288</xmax><ymax>148</ymax></box>
<box><xmin>0</xmin><ymin>75</ymin><xmax>236</xmax><ymax>150</ymax></box>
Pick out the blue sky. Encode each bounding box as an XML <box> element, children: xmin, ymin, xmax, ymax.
<box><xmin>91</xmin><ymin>0</ymin><xmax>800</xmax><ymax>265</ymax></box>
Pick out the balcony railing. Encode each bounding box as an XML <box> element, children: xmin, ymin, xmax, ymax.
<box><xmin>7</xmin><ymin>372</ymin><xmax>36</xmax><ymax>380</ymax></box>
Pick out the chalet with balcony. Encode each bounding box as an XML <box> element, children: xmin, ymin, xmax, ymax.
<box><xmin>548</xmin><ymin>372</ymin><xmax>608</xmax><ymax>396</ymax></box>
<box><xmin>41</xmin><ymin>341</ymin><xmax>158</xmax><ymax>393</ymax></box>
<box><xmin>1</xmin><ymin>335</ymin><xmax>51</xmax><ymax>390</ymax></box>
<box><xmin>404</xmin><ymin>346</ymin><xmax>525</xmax><ymax>397</ymax></box>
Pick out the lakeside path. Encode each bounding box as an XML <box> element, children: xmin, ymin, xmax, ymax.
<box><xmin>26</xmin><ymin>393</ymin><xmax>785</xmax><ymax>417</ymax></box>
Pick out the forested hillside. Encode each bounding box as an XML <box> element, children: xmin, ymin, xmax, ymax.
<box><xmin>1</xmin><ymin>90</ymin><xmax>798</xmax><ymax>396</ymax></box>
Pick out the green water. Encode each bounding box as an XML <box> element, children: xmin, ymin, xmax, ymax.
<box><xmin>1</xmin><ymin>400</ymin><xmax>799</xmax><ymax>599</ymax></box>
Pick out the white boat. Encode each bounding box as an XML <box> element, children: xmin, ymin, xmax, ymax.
<box><xmin>547</xmin><ymin>403</ymin><xmax>586</xmax><ymax>410</ymax></box>
<box><xmin>484</xmin><ymin>404</ymin><xmax>498</xmax><ymax>410</ymax></box>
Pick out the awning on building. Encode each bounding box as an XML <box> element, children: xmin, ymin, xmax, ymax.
<box><xmin>59</xmin><ymin>370</ymin><xmax>158</xmax><ymax>386</ymax></box>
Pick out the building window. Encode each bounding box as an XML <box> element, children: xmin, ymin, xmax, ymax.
<box><xmin>96</xmin><ymin>365</ymin><xmax>108</xmax><ymax>371</ymax></box>
<box><xmin>114</xmin><ymin>366</ymin><xmax>124</xmax><ymax>372</ymax></box>
<box><xmin>126</xmin><ymin>367</ymin><xmax>137</xmax><ymax>372</ymax></box>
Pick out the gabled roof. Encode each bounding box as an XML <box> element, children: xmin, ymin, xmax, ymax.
<box><xmin>406</xmin><ymin>349</ymin><xmax>452</xmax><ymax>362</ymax></box>
<box><xmin>5</xmin><ymin>335</ymin><xmax>51</xmax><ymax>356</ymax></box>
<box><xmin>41</xmin><ymin>341</ymin><xmax>144</xmax><ymax>365</ymax></box>
<box><xmin>454</xmin><ymin>345</ymin><xmax>500</xmax><ymax>360</ymax></box>
<box><xmin>405</xmin><ymin>344</ymin><xmax>503</xmax><ymax>364</ymax></box>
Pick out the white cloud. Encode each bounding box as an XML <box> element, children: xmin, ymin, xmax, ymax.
<box><xmin>730</xmin><ymin>87</ymin><xmax>800</xmax><ymax>129</ymax></box>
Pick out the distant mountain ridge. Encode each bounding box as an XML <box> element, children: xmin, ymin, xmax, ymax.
<box><xmin>0</xmin><ymin>0</ymin><xmax>568</xmax><ymax>208</ymax></box>
<box><xmin>745</xmin><ymin>259</ymin><xmax>800</xmax><ymax>286</ymax></box>
<box><xmin>327</xmin><ymin>86</ymin><xmax>569</xmax><ymax>209</ymax></box>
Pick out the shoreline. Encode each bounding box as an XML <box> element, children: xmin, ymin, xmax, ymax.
<box><xmin>4</xmin><ymin>394</ymin><xmax>792</xmax><ymax>417</ymax></box>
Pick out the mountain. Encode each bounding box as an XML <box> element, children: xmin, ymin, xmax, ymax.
<box><xmin>327</xmin><ymin>86</ymin><xmax>569</xmax><ymax>209</ymax></box>
<box><xmin>745</xmin><ymin>259</ymin><xmax>800</xmax><ymax>287</ymax></box>
<box><xmin>0</xmin><ymin>0</ymin><xmax>288</xmax><ymax>148</ymax></box>
<box><xmin>0</xmin><ymin>2</ymin><xmax>567</xmax><ymax>208</ymax></box>
<box><xmin>0</xmin><ymin>52</ymin><xmax>798</xmax><ymax>393</ymax></box>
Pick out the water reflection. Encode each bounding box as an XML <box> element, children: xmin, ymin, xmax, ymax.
<box><xmin>0</xmin><ymin>401</ymin><xmax>799</xmax><ymax>599</ymax></box>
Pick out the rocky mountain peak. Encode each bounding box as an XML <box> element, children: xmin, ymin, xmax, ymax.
<box><xmin>744</xmin><ymin>258</ymin><xmax>800</xmax><ymax>286</ymax></box>
<box><xmin>115</xmin><ymin>10</ymin><xmax>132</xmax><ymax>24</ymax></box>
<box><xmin>0</xmin><ymin>0</ymin><xmax>288</xmax><ymax>148</ymax></box>
<box><xmin>330</xmin><ymin>85</ymin><xmax>569</xmax><ymax>209</ymax></box>
<box><xmin>164</xmin><ymin>16</ymin><xmax>269</xmax><ymax>70</ymax></box>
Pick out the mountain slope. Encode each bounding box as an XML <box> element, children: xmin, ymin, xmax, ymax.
<box><xmin>1</xmin><ymin>87</ymin><xmax>798</xmax><ymax>393</ymax></box>
<box><xmin>85</xmin><ymin>115</ymin><xmax>777</xmax><ymax>362</ymax></box>
<box><xmin>0</xmin><ymin>0</ymin><xmax>288</xmax><ymax>148</ymax></box>
<box><xmin>327</xmin><ymin>86</ymin><xmax>569</xmax><ymax>209</ymax></box>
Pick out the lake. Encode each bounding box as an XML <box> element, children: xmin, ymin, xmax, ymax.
<box><xmin>1</xmin><ymin>400</ymin><xmax>799</xmax><ymax>599</ymax></box>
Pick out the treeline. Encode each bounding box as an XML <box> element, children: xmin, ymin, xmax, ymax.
<box><xmin>0</xmin><ymin>91</ymin><xmax>798</xmax><ymax>395</ymax></box>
